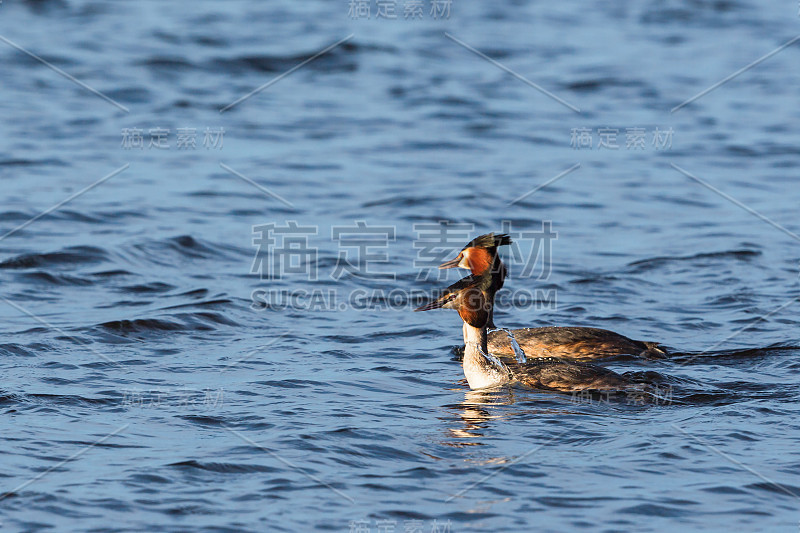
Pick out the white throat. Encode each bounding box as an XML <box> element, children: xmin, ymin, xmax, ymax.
<box><xmin>461</xmin><ymin>322</ymin><xmax>509</xmax><ymax>390</ymax></box>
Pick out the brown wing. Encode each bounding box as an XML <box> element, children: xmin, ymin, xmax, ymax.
<box><xmin>508</xmin><ymin>357</ymin><xmax>631</xmax><ymax>391</ymax></box>
<box><xmin>489</xmin><ymin>327</ymin><xmax>666</xmax><ymax>360</ymax></box>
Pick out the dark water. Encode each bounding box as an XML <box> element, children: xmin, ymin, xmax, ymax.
<box><xmin>1</xmin><ymin>0</ymin><xmax>800</xmax><ymax>531</ymax></box>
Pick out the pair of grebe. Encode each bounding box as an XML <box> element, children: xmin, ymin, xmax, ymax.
<box><xmin>415</xmin><ymin>233</ymin><xmax>667</xmax><ymax>392</ymax></box>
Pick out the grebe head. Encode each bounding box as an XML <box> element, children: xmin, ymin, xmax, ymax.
<box><xmin>414</xmin><ymin>272</ymin><xmax>492</xmax><ymax>329</ymax></box>
<box><xmin>438</xmin><ymin>234</ymin><xmax>509</xmax><ymax>330</ymax></box>
<box><xmin>438</xmin><ymin>233</ymin><xmax>511</xmax><ymax>276</ymax></box>
<box><xmin>416</xmin><ymin>271</ymin><xmax>511</xmax><ymax>390</ymax></box>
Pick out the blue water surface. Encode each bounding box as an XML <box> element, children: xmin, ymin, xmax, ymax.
<box><xmin>1</xmin><ymin>1</ymin><xmax>799</xmax><ymax>531</ymax></box>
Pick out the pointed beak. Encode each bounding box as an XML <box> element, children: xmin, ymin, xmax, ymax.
<box><xmin>414</xmin><ymin>298</ymin><xmax>446</xmax><ymax>312</ymax></box>
<box><xmin>438</xmin><ymin>257</ymin><xmax>461</xmax><ymax>270</ymax></box>
<box><xmin>414</xmin><ymin>290</ymin><xmax>457</xmax><ymax>312</ymax></box>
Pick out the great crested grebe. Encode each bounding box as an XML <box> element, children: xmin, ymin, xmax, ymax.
<box><xmin>415</xmin><ymin>271</ymin><xmax>634</xmax><ymax>391</ymax></box>
<box><xmin>440</xmin><ymin>233</ymin><xmax>667</xmax><ymax>360</ymax></box>
<box><xmin>438</xmin><ymin>233</ymin><xmax>510</xmax><ymax>329</ymax></box>
<box><xmin>415</xmin><ymin>273</ymin><xmax>641</xmax><ymax>392</ymax></box>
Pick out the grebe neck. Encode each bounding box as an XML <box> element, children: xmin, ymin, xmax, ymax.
<box><xmin>462</xmin><ymin>321</ymin><xmax>488</xmax><ymax>353</ymax></box>
<box><xmin>461</xmin><ymin>322</ymin><xmax>509</xmax><ymax>390</ymax></box>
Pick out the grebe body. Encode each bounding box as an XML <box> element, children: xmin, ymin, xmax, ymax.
<box><xmin>440</xmin><ymin>233</ymin><xmax>667</xmax><ymax>361</ymax></box>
